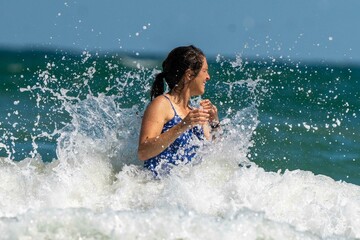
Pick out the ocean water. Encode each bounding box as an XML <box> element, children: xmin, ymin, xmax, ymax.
<box><xmin>0</xmin><ymin>48</ymin><xmax>359</xmax><ymax>239</ymax></box>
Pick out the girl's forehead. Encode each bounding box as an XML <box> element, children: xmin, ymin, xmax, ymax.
<box><xmin>202</xmin><ymin>58</ymin><xmax>208</xmax><ymax>67</ymax></box>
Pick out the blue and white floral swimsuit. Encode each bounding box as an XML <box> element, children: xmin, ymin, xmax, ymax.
<box><xmin>144</xmin><ymin>95</ymin><xmax>204</xmax><ymax>176</ymax></box>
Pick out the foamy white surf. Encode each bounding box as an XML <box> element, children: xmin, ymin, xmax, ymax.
<box><xmin>0</xmin><ymin>95</ymin><xmax>359</xmax><ymax>240</ymax></box>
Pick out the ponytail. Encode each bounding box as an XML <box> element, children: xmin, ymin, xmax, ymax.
<box><xmin>150</xmin><ymin>72</ymin><xmax>165</xmax><ymax>100</ymax></box>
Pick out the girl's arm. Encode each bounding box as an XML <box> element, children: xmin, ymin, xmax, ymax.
<box><xmin>200</xmin><ymin>99</ymin><xmax>220</xmax><ymax>140</ymax></box>
<box><xmin>138</xmin><ymin>98</ymin><xmax>210</xmax><ymax>161</ymax></box>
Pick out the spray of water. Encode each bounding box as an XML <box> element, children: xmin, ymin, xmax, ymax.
<box><xmin>0</xmin><ymin>50</ymin><xmax>359</xmax><ymax>239</ymax></box>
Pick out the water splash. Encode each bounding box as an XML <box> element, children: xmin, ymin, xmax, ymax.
<box><xmin>0</xmin><ymin>50</ymin><xmax>359</xmax><ymax>239</ymax></box>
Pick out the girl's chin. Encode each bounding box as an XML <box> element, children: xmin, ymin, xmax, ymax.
<box><xmin>197</xmin><ymin>89</ymin><xmax>205</xmax><ymax>95</ymax></box>
<box><xmin>191</xmin><ymin>91</ymin><xmax>204</xmax><ymax>97</ymax></box>
<box><xmin>190</xmin><ymin>87</ymin><xmax>205</xmax><ymax>96</ymax></box>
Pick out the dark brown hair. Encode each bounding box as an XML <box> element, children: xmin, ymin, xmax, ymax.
<box><xmin>150</xmin><ymin>45</ymin><xmax>205</xmax><ymax>100</ymax></box>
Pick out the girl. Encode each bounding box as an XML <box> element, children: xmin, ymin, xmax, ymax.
<box><xmin>138</xmin><ymin>45</ymin><xmax>219</xmax><ymax>175</ymax></box>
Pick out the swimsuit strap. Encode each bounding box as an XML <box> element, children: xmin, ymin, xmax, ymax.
<box><xmin>163</xmin><ymin>94</ymin><xmax>178</xmax><ymax>116</ymax></box>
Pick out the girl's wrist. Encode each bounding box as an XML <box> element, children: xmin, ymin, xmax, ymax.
<box><xmin>210</xmin><ymin>120</ymin><xmax>220</xmax><ymax>129</ymax></box>
<box><xmin>180</xmin><ymin>120</ymin><xmax>191</xmax><ymax>131</ymax></box>
<box><xmin>210</xmin><ymin>116</ymin><xmax>219</xmax><ymax>124</ymax></box>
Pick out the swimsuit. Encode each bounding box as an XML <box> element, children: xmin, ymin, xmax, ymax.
<box><xmin>144</xmin><ymin>95</ymin><xmax>204</xmax><ymax>176</ymax></box>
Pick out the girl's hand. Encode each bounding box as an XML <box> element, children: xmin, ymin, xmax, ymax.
<box><xmin>200</xmin><ymin>99</ymin><xmax>219</xmax><ymax>124</ymax></box>
<box><xmin>182</xmin><ymin>108</ymin><xmax>210</xmax><ymax>128</ymax></box>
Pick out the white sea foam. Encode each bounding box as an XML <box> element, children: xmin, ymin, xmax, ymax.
<box><xmin>0</xmin><ymin>95</ymin><xmax>359</xmax><ymax>239</ymax></box>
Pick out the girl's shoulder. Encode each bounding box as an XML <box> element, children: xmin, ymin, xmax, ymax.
<box><xmin>144</xmin><ymin>95</ymin><xmax>173</xmax><ymax>121</ymax></box>
<box><xmin>149</xmin><ymin>95</ymin><xmax>170</xmax><ymax>109</ymax></box>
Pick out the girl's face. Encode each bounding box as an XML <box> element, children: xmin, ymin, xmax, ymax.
<box><xmin>189</xmin><ymin>57</ymin><xmax>210</xmax><ymax>96</ymax></box>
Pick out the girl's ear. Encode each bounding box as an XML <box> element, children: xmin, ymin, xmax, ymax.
<box><xmin>185</xmin><ymin>69</ymin><xmax>194</xmax><ymax>80</ymax></box>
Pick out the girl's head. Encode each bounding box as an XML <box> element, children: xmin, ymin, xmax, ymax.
<box><xmin>151</xmin><ymin>45</ymin><xmax>205</xmax><ymax>100</ymax></box>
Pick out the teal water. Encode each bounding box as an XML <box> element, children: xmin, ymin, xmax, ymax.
<box><xmin>1</xmin><ymin>49</ymin><xmax>359</xmax><ymax>184</ymax></box>
<box><xmin>0</xmin><ymin>48</ymin><xmax>360</xmax><ymax>239</ymax></box>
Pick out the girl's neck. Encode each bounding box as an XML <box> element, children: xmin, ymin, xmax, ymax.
<box><xmin>168</xmin><ymin>89</ymin><xmax>191</xmax><ymax>109</ymax></box>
